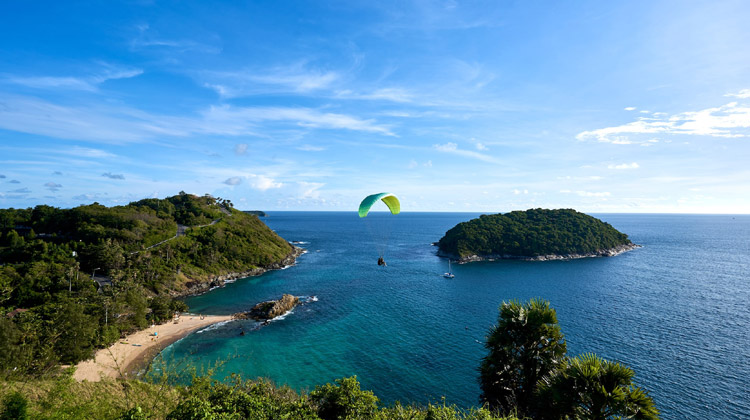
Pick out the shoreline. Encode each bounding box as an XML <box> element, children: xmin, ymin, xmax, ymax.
<box><xmin>174</xmin><ymin>245</ymin><xmax>305</xmax><ymax>298</ymax></box>
<box><xmin>73</xmin><ymin>314</ymin><xmax>233</xmax><ymax>382</ymax></box>
<box><xmin>440</xmin><ymin>243</ymin><xmax>641</xmax><ymax>264</ymax></box>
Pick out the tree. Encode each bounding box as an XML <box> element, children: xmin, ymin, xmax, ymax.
<box><xmin>537</xmin><ymin>354</ymin><xmax>659</xmax><ymax>420</ymax></box>
<box><xmin>479</xmin><ymin>299</ymin><xmax>567</xmax><ymax>417</ymax></box>
<box><xmin>310</xmin><ymin>376</ymin><xmax>378</xmax><ymax>420</ymax></box>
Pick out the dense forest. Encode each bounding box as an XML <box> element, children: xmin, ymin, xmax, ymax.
<box><xmin>0</xmin><ymin>192</ymin><xmax>294</xmax><ymax>375</ymax></box>
<box><xmin>437</xmin><ymin>209</ymin><xmax>634</xmax><ymax>260</ymax></box>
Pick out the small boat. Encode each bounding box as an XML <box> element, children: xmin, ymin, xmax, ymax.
<box><xmin>443</xmin><ymin>260</ymin><xmax>455</xmax><ymax>278</ymax></box>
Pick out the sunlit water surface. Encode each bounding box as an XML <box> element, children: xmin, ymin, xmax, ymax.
<box><xmin>156</xmin><ymin>212</ymin><xmax>750</xmax><ymax>420</ymax></box>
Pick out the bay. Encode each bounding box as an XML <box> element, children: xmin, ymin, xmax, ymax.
<box><xmin>157</xmin><ymin>212</ymin><xmax>750</xmax><ymax>420</ymax></box>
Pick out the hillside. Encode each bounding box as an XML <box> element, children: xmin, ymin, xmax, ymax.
<box><xmin>0</xmin><ymin>192</ymin><xmax>296</xmax><ymax>374</ymax></box>
<box><xmin>437</xmin><ymin>208</ymin><xmax>636</xmax><ymax>262</ymax></box>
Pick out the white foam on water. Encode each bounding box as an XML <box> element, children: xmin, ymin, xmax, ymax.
<box><xmin>195</xmin><ymin>320</ymin><xmax>232</xmax><ymax>333</ymax></box>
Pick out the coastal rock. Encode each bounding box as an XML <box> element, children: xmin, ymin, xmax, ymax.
<box><xmin>439</xmin><ymin>243</ymin><xmax>641</xmax><ymax>263</ymax></box>
<box><xmin>176</xmin><ymin>245</ymin><xmax>304</xmax><ymax>297</ymax></box>
<box><xmin>234</xmin><ymin>294</ymin><xmax>300</xmax><ymax>321</ymax></box>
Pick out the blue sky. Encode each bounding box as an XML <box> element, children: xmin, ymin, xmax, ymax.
<box><xmin>1</xmin><ymin>1</ymin><xmax>749</xmax><ymax>213</ymax></box>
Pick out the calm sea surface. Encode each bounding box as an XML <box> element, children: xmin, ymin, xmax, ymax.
<box><xmin>158</xmin><ymin>212</ymin><xmax>750</xmax><ymax>420</ymax></box>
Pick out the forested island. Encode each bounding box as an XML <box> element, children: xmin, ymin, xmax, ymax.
<box><xmin>0</xmin><ymin>192</ymin><xmax>298</xmax><ymax>374</ymax></box>
<box><xmin>437</xmin><ymin>208</ymin><xmax>637</xmax><ymax>262</ymax></box>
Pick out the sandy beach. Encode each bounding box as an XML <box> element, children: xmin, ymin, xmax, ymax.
<box><xmin>74</xmin><ymin>314</ymin><xmax>233</xmax><ymax>382</ymax></box>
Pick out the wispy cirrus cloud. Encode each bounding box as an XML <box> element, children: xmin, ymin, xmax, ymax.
<box><xmin>3</xmin><ymin>63</ymin><xmax>142</xmax><ymax>92</ymax></box>
<box><xmin>202</xmin><ymin>105</ymin><xmax>394</xmax><ymax>136</ymax></box>
<box><xmin>335</xmin><ymin>87</ymin><xmax>413</xmax><ymax>103</ymax></box>
<box><xmin>560</xmin><ymin>189</ymin><xmax>611</xmax><ymax>197</ymax></box>
<box><xmin>297</xmin><ymin>144</ymin><xmax>326</xmax><ymax>152</ymax></box>
<box><xmin>0</xmin><ymin>95</ymin><xmax>395</xmax><ymax>143</ymax></box>
<box><xmin>578</xmin><ymin>92</ymin><xmax>750</xmax><ymax>144</ymax></box>
<box><xmin>203</xmin><ymin>63</ymin><xmax>339</xmax><ymax>97</ymax></box>
<box><xmin>433</xmin><ymin>142</ymin><xmax>499</xmax><ymax>163</ymax></box>
<box><xmin>130</xmin><ymin>23</ymin><xmax>221</xmax><ymax>54</ymax></box>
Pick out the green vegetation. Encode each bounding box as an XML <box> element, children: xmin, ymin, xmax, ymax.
<box><xmin>480</xmin><ymin>299</ymin><xmax>658</xmax><ymax>420</ymax></box>
<box><xmin>1</xmin><ymin>374</ymin><xmax>517</xmax><ymax>420</ymax></box>
<box><xmin>0</xmin><ymin>192</ymin><xmax>294</xmax><ymax>376</ymax></box>
<box><xmin>479</xmin><ymin>299</ymin><xmax>566</xmax><ymax>418</ymax></box>
<box><xmin>437</xmin><ymin>209</ymin><xmax>633</xmax><ymax>260</ymax></box>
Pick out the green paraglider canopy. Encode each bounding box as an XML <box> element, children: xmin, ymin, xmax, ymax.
<box><xmin>358</xmin><ymin>193</ymin><xmax>400</xmax><ymax>218</ymax></box>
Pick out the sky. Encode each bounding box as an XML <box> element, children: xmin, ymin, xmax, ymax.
<box><xmin>1</xmin><ymin>1</ymin><xmax>749</xmax><ymax>213</ymax></box>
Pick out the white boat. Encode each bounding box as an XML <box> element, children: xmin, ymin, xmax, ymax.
<box><xmin>443</xmin><ymin>259</ymin><xmax>455</xmax><ymax>278</ymax></box>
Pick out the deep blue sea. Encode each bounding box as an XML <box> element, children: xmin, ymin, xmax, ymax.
<box><xmin>157</xmin><ymin>212</ymin><xmax>750</xmax><ymax>420</ymax></box>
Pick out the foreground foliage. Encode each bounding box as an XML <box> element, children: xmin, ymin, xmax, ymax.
<box><xmin>536</xmin><ymin>354</ymin><xmax>659</xmax><ymax>420</ymax></box>
<box><xmin>1</xmin><ymin>374</ymin><xmax>516</xmax><ymax>420</ymax></box>
<box><xmin>0</xmin><ymin>193</ymin><xmax>293</xmax><ymax>376</ymax></box>
<box><xmin>480</xmin><ymin>299</ymin><xmax>659</xmax><ymax>419</ymax></box>
<box><xmin>438</xmin><ymin>209</ymin><xmax>633</xmax><ymax>259</ymax></box>
<box><xmin>479</xmin><ymin>299</ymin><xmax>566</xmax><ymax>418</ymax></box>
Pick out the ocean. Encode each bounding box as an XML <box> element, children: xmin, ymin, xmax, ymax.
<box><xmin>156</xmin><ymin>212</ymin><xmax>750</xmax><ymax>420</ymax></box>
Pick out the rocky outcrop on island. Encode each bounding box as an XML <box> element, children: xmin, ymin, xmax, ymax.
<box><xmin>450</xmin><ymin>243</ymin><xmax>641</xmax><ymax>263</ymax></box>
<box><xmin>233</xmin><ymin>294</ymin><xmax>300</xmax><ymax>321</ymax></box>
<box><xmin>178</xmin><ymin>246</ymin><xmax>304</xmax><ymax>297</ymax></box>
<box><xmin>437</xmin><ymin>208</ymin><xmax>639</xmax><ymax>263</ymax></box>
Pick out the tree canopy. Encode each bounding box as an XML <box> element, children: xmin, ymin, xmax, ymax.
<box><xmin>438</xmin><ymin>209</ymin><xmax>633</xmax><ymax>259</ymax></box>
<box><xmin>0</xmin><ymin>193</ymin><xmax>292</xmax><ymax>376</ymax></box>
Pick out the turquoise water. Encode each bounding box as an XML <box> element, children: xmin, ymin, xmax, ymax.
<box><xmin>159</xmin><ymin>212</ymin><xmax>750</xmax><ymax>419</ymax></box>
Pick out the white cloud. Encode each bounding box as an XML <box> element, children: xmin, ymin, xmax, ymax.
<box><xmin>203</xmin><ymin>105</ymin><xmax>394</xmax><ymax>136</ymax></box>
<box><xmin>408</xmin><ymin>159</ymin><xmax>418</xmax><ymax>169</ymax></box>
<box><xmin>70</xmin><ymin>147</ymin><xmax>117</xmax><ymax>158</ymax></box>
<box><xmin>223</xmin><ymin>176</ymin><xmax>242</xmax><ymax>186</ymax></box>
<box><xmin>234</xmin><ymin>143</ymin><xmax>248</xmax><ymax>155</ymax></box>
<box><xmin>607</xmin><ymin>162</ymin><xmax>639</xmax><ymax>170</ymax></box>
<box><xmin>203</xmin><ymin>64</ymin><xmax>339</xmax><ymax>97</ymax></box>
<box><xmin>434</xmin><ymin>142</ymin><xmax>458</xmax><ymax>152</ymax></box>
<box><xmin>296</xmin><ymin>181</ymin><xmax>324</xmax><ymax>199</ymax></box>
<box><xmin>726</xmin><ymin>89</ymin><xmax>750</xmax><ymax>99</ymax></box>
<box><xmin>624</xmin><ymin>107</ymin><xmax>636</xmax><ymax>111</ymax></box>
<box><xmin>130</xmin><ymin>24</ymin><xmax>220</xmax><ymax>54</ymax></box>
<box><xmin>0</xmin><ymin>95</ymin><xmax>394</xmax><ymax>143</ymax></box>
<box><xmin>248</xmin><ymin>174</ymin><xmax>282</xmax><ymax>191</ymax></box>
<box><xmin>476</xmin><ymin>142</ymin><xmax>488</xmax><ymax>151</ymax></box>
<box><xmin>336</xmin><ymin>87</ymin><xmax>413</xmax><ymax>103</ymax></box>
<box><xmin>433</xmin><ymin>142</ymin><xmax>499</xmax><ymax>163</ymax></box>
<box><xmin>561</xmin><ymin>190</ymin><xmax>611</xmax><ymax>197</ymax></box>
<box><xmin>578</xmin><ymin>97</ymin><xmax>750</xmax><ymax>143</ymax></box>
<box><xmin>297</xmin><ymin>144</ymin><xmax>326</xmax><ymax>151</ymax></box>
<box><xmin>4</xmin><ymin>65</ymin><xmax>143</xmax><ymax>91</ymax></box>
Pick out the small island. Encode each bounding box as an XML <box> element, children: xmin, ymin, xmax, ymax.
<box><xmin>437</xmin><ymin>208</ymin><xmax>639</xmax><ymax>263</ymax></box>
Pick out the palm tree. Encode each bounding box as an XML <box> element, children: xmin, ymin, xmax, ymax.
<box><xmin>479</xmin><ymin>299</ymin><xmax>567</xmax><ymax>417</ymax></box>
<box><xmin>537</xmin><ymin>353</ymin><xmax>659</xmax><ymax>420</ymax></box>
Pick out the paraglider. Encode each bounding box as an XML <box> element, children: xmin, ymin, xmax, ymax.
<box><xmin>359</xmin><ymin>193</ymin><xmax>400</xmax><ymax>265</ymax></box>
